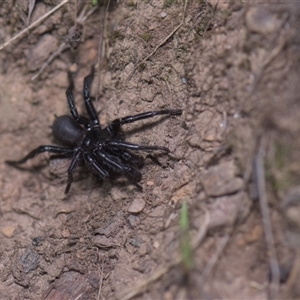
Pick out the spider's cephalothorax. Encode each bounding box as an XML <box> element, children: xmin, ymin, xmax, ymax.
<box><xmin>6</xmin><ymin>69</ymin><xmax>182</xmax><ymax>194</ymax></box>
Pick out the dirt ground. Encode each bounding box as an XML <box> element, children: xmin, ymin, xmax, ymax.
<box><xmin>0</xmin><ymin>0</ymin><xmax>300</xmax><ymax>299</ymax></box>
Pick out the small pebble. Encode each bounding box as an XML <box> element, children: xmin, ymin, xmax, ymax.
<box><xmin>128</xmin><ymin>198</ymin><xmax>146</xmax><ymax>213</ymax></box>
<box><xmin>245</xmin><ymin>7</ymin><xmax>278</xmax><ymax>35</ymax></box>
<box><xmin>69</xmin><ymin>63</ymin><xmax>78</xmax><ymax>73</ymax></box>
<box><xmin>129</xmin><ymin>237</ymin><xmax>144</xmax><ymax>248</ymax></box>
<box><xmin>61</xmin><ymin>228</ymin><xmax>71</xmax><ymax>238</ymax></box>
<box><xmin>32</xmin><ymin>236</ymin><xmax>43</xmax><ymax>246</ymax></box>
<box><xmin>1</xmin><ymin>226</ymin><xmax>15</xmax><ymax>238</ymax></box>
<box><xmin>161</xmin><ymin>11</ymin><xmax>167</xmax><ymax>18</ymax></box>
<box><xmin>127</xmin><ymin>214</ymin><xmax>140</xmax><ymax>228</ymax></box>
<box><xmin>153</xmin><ymin>240</ymin><xmax>159</xmax><ymax>249</ymax></box>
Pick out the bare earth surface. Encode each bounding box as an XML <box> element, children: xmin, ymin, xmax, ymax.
<box><xmin>0</xmin><ymin>1</ymin><xmax>300</xmax><ymax>299</ymax></box>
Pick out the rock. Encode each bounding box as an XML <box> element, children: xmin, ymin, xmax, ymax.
<box><xmin>1</xmin><ymin>226</ymin><xmax>15</xmax><ymax>237</ymax></box>
<box><xmin>201</xmin><ymin>161</ymin><xmax>244</xmax><ymax>197</ymax></box>
<box><xmin>208</xmin><ymin>192</ymin><xmax>251</xmax><ymax>228</ymax></box>
<box><xmin>245</xmin><ymin>7</ymin><xmax>279</xmax><ymax>35</ymax></box>
<box><xmin>27</xmin><ymin>34</ymin><xmax>57</xmax><ymax>71</ymax></box>
<box><xmin>161</xmin><ymin>11</ymin><xmax>167</xmax><ymax>18</ymax></box>
<box><xmin>128</xmin><ymin>198</ymin><xmax>146</xmax><ymax>213</ymax></box>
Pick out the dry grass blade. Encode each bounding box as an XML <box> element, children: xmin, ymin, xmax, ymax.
<box><xmin>95</xmin><ymin>0</ymin><xmax>111</xmax><ymax>101</ymax></box>
<box><xmin>255</xmin><ymin>136</ymin><xmax>280</xmax><ymax>299</ymax></box>
<box><xmin>27</xmin><ymin>0</ymin><xmax>37</xmax><ymax>27</ymax></box>
<box><xmin>0</xmin><ymin>0</ymin><xmax>70</xmax><ymax>52</ymax></box>
<box><xmin>97</xmin><ymin>261</ymin><xmax>104</xmax><ymax>300</ymax></box>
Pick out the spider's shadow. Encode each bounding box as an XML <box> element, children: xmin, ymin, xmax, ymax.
<box><xmin>70</xmin><ymin>169</ymin><xmax>143</xmax><ymax>197</ymax></box>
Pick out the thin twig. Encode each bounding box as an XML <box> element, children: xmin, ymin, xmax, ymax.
<box><xmin>220</xmin><ymin>111</ymin><xmax>227</xmax><ymax>135</ymax></box>
<box><xmin>31</xmin><ymin>43</ymin><xmax>68</xmax><ymax>81</ymax></box>
<box><xmin>0</xmin><ymin>0</ymin><xmax>70</xmax><ymax>51</ymax></box>
<box><xmin>126</xmin><ymin>0</ymin><xmax>188</xmax><ymax>82</ymax></box>
<box><xmin>250</xmin><ymin>13</ymin><xmax>288</xmax><ymax>92</ymax></box>
<box><xmin>255</xmin><ymin>136</ymin><xmax>280</xmax><ymax>299</ymax></box>
<box><xmin>96</xmin><ymin>32</ymin><xmax>103</xmax><ymax>101</ymax></box>
<box><xmin>31</xmin><ymin>3</ymin><xmax>98</xmax><ymax>80</ymax></box>
<box><xmin>96</xmin><ymin>0</ymin><xmax>111</xmax><ymax>101</ymax></box>
<box><xmin>97</xmin><ymin>261</ymin><xmax>104</xmax><ymax>300</ymax></box>
<box><xmin>78</xmin><ymin>4</ymin><xmax>99</xmax><ymax>24</ymax></box>
<box><xmin>74</xmin><ymin>0</ymin><xmax>78</xmax><ymax>27</ymax></box>
<box><xmin>286</xmin><ymin>250</ymin><xmax>300</xmax><ymax>294</ymax></box>
<box><xmin>200</xmin><ymin>234</ymin><xmax>230</xmax><ymax>283</ymax></box>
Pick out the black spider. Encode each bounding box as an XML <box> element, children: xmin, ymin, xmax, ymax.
<box><xmin>6</xmin><ymin>69</ymin><xmax>182</xmax><ymax>194</ymax></box>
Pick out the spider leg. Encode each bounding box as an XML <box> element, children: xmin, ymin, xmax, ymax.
<box><xmin>83</xmin><ymin>152</ymin><xmax>110</xmax><ymax>180</ymax></box>
<box><xmin>105</xmin><ymin>109</ymin><xmax>182</xmax><ymax>134</ymax></box>
<box><xmin>107</xmin><ymin>141</ymin><xmax>169</xmax><ymax>152</ymax></box>
<box><xmin>95</xmin><ymin>150</ymin><xmax>142</xmax><ymax>182</ymax></box>
<box><xmin>109</xmin><ymin>148</ymin><xmax>144</xmax><ymax>168</ymax></box>
<box><xmin>66</xmin><ymin>73</ymin><xmax>90</xmax><ymax>127</ymax></box>
<box><xmin>82</xmin><ymin>68</ymin><xmax>100</xmax><ymax>127</ymax></box>
<box><xmin>6</xmin><ymin>146</ymin><xmax>74</xmax><ymax>166</ymax></box>
<box><xmin>65</xmin><ymin>149</ymin><xmax>83</xmax><ymax>194</ymax></box>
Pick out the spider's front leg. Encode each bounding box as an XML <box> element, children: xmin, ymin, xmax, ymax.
<box><xmin>107</xmin><ymin>141</ymin><xmax>169</xmax><ymax>152</ymax></box>
<box><xmin>104</xmin><ymin>109</ymin><xmax>182</xmax><ymax>134</ymax></box>
<box><xmin>6</xmin><ymin>146</ymin><xmax>74</xmax><ymax>166</ymax></box>
<box><xmin>66</xmin><ymin>73</ymin><xmax>90</xmax><ymax>127</ymax></box>
<box><xmin>82</xmin><ymin>68</ymin><xmax>100</xmax><ymax>127</ymax></box>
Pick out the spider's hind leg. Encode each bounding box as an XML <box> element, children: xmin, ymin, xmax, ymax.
<box><xmin>109</xmin><ymin>148</ymin><xmax>145</xmax><ymax>168</ymax></box>
<box><xmin>95</xmin><ymin>150</ymin><xmax>142</xmax><ymax>182</ymax></box>
<box><xmin>83</xmin><ymin>152</ymin><xmax>110</xmax><ymax>181</ymax></box>
<box><xmin>65</xmin><ymin>150</ymin><xmax>84</xmax><ymax>194</ymax></box>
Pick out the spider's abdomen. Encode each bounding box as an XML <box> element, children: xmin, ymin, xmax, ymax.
<box><xmin>52</xmin><ymin>115</ymin><xmax>84</xmax><ymax>146</ymax></box>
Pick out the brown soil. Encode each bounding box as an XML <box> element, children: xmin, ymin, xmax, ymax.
<box><xmin>0</xmin><ymin>1</ymin><xmax>300</xmax><ymax>299</ymax></box>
